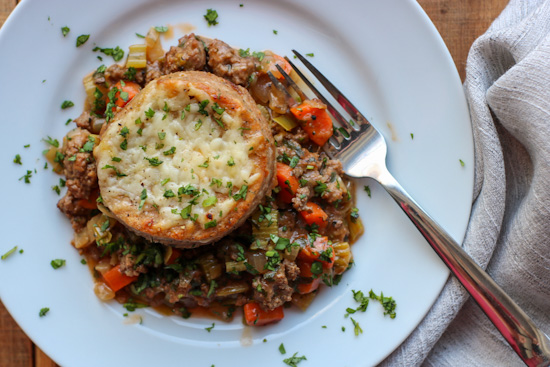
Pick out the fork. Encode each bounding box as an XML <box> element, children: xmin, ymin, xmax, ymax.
<box><xmin>268</xmin><ymin>50</ymin><xmax>550</xmax><ymax>367</ymax></box>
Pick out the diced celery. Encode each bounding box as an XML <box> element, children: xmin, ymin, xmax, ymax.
<box><xmin>126</xmin><ymin>44</ymin><xmax>147</xmax><ymax>68</ymax></box>
<box><xmin>273</xmin><ymin>115</ymin><xmax>297</xmax><ymax>131</ymax></box>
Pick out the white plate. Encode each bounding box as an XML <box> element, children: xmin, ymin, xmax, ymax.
<box><xmin>0</xmin><ymin>0</ymin><xmax>473</xmax><ymax>366</ymax></box>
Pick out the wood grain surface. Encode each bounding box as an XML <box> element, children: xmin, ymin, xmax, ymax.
<box><xmin>0</xmin><ymin>0</ymin><xmax>508</xmax><ymax>366</ymax></box>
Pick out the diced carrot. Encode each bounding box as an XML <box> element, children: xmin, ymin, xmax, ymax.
<box><xmin>299</xmin><ymin>202</ymin><xmax>328</xmax><ymax>229</ymax></box>
<box><xmin>298</xmin><ymin>236</ymin><xmax>335</xmax><ymax>269</ymax></box>
<box><xmin>297</xmin><ymin>278</ymin><xmax>321</xmax><ymax>294</ymax></box>
<box><xmin>112</xmin><ymin>81</ymin><xmax>141</xmax><ymax>108</ymax></box>
<box><xmin>276</xmin><ymin>162</ymin><xmax>300</xmax><ymax>204</ymax></box>
<box><xmin>102</xmin><ymin>265</ymin><xmax>138</xmax><ymax>292</ymax></box>
<box><xmin>296</xmin><ymin>258</ymin><xmax>314</xmax><ymax>278</ymax></box>
<box><xmin>243</xmin><ymin>302</ymin><xmax>284</xmax><ymax>326</ymax></box>
<box><xmin>268</xmin><ymin>54</ymin><xmax>292</xmax><ymax>79</ymax></box>
<box><xmin>166</xmin><ymin>248</ymin><xmax>182</xmax><ymax>265</ymax></box>
<box><xmin>290</xmin><ymin>101</ymin><xmax>333</xmax><ymax>146</ymax></box>
<box><xmin>77</xmin><ymin>189</ymin><xmax>100</xmax><ymax>210</ymax></box>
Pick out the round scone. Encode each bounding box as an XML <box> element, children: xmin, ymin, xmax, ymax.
<box><xmin>94</xmin><ymin>71</ymin><xmax>276</xmax><ymax>248</ymax></box>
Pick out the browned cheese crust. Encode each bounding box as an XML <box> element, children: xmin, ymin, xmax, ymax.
<box><xmin>95</xmin><ymin>71</ymin><xmax>275</xmax><ymax>248</ymax></box>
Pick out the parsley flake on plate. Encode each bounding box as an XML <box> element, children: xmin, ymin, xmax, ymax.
<box><xmin>61</xmin><ymin>100</ymin><xmax>74</xmax><ymax>109</ymax></box>
<box><xmin>39</xmin><ymin>307</ymin><xmax>50</xmax><ymax>317</ymax></box>
<box><xmin>51</xmin><ymin>259</ymin><xmax>66</xmax><ymax>269</ymax></box>
<box><xmin>61</xmin><ymin>26</ymin><xmax>70</xmax><ymax>37</ymax></box>
<box><xmin>76</xmin><ymin>34</ymin><xmax>89</xmax><ymax>47</ymax></box>
<box><xmin>204</xmin><ymin>9</ymin><xmax>219</xmax><ymax>26</ymax></box>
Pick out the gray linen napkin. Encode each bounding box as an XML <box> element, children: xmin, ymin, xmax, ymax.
<box><xmin>381</xmin><ymin>0</ymin><xmax>550</xmax><ymax>365</ymax></box>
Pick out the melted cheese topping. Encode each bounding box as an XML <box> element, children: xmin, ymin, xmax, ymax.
<box><xmin>96</xmin><ymin>81</ymin><xmax>262</xmax><ymax>229</ymax></box>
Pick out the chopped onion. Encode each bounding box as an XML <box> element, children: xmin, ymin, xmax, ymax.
<box><xmin>94</xmin><ymin>282</ymin><xmax>115</xmax><ymax>301</ymax></box>
<box><xmin>246</xmin><ymin>252</ymin><xmax>267</xmax><ymax>273</ymax></box>
<box><xmin>72</xmin><ymin>227</ymin><xmax>94</xmax><ymax>249</ymax></box>
<box><xmin>145</xmin><ymin>27</ymin><xmax>164</xmax><ymax>62</ymax></box>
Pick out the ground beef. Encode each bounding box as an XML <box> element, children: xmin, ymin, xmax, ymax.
<box><xmin>61</xmin><ymin>128</ymin><xmax>98</xmax><ymax>200</ymax></box>
<box><xmin>57</xmin><ymin>193</ymin><xmax>90</xmax><ymax>230</ymax></box>
<box><xmin>119</xmin><ymin>253</ymin><xmax>148</xmax><ymax>277</ymax></box>
<box><xmin>74</xmin><ymin>111</ymin><xmax>94</xmax><ymax>131</ymax></box>
<box><xmin>252</xmin><ymin>259</ymin><xmax>299</xmax><ymax>310</ymax></box>
<box><xmin>163</xmin><ymin>34</ymin><xmax>207</xmax><ymax>74</ymax></box>
<box><xmin>104</xmin><ymin>64</ymin><xmax>146</xmax><ymax>86</ymax></box>
<box><xmin>206</xmin><ymin>39</ymin><xmax>256</xmax><ymax>86</ymax></box>
<box><xmin>73</xmin><ymin>110</ymin><xmax>105</xmax><ymax>134</ymax></box>
<box><xmin>146</xmin><ymin>60</ymin><xmax>163</xmax><ymax>83</ymax></box>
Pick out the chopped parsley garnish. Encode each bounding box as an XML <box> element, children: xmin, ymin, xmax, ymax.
<box><xmin>305</xmin><ymin>53</ymin><xmax>314</xmax><ymax>57</ymax></box>
<box><xmin>112</xmin><ymin>157</ymin><xmax>122</xmax><ymax>162</ymax></box>
<box><xmin>158</xmin><ymin>132</ymin><xmax>166</xmax><ymax>140</ymax></box>
<box><xmin>205</xmin><ymin>220</ymin><xmax>217</xmax><ymax>229</ymax></box>
<box><xmin>81</xmin><ymin>259</ymin><xmax>87</xmax><ymax>265</ymax></box>
<box><xmin>136</xmin><ymin>33</ymin><xmax>145</xmax><ymax>38</ymax></box>
<box><xmin>459</xmin><ymin>159</ymin><xmax>465</xmax><ymax>167</ymax></box>
<box><xmin>205</xmin><ymin>322</ymin><xmax>215</xmax><ymax>332</ymax></box>
<box><xmin>42</xmin><ymin>136</ymin><xmax>59</xmax><ymax>148</ymax></box>
<box><xmin>232</xmin><ymin>185</ymin><xmax>248</xmax><ymax>201</ymax></box>
<box><xmin>50</xmin><ymin>259</ymin><xmax>66</xmax><ymax>269</ymax></box>
<box><xmin>80</xmin><ymin>135</ymin><xmax>96</xmax><ymax>152</ymax></box>
<box><xmin>1</xmin><ymin>246</ymin><xmax>18</xmax><ymax>260</ymax></box>
<box><xmin>154</xmin><ymin>26</ymin><xmax>168</xmax><ymax>33</ymax></box>
<box><xmin>138</xmin><ymin>189</ymin><xmax>147</xmax><ymax>210</ymax></box>
<box><xmin>76</xmin><ymin>34</ymin><xmax>89</xmax><ymax>47</ymax></box>
<box><xmin>61</xmin><ymin>100</ymin><xmax>74</xmax><ymax>109</ymax></box>
<box><xmin>39</xmin><ymin>308</ymin><xmax>50</xmax><ymax>317</ymax></box>
<box><xmin>314</xmin><ymin>181</ymin><xmax>328</xmax><ymax>196</ymax></box>
<box><xmin>369</xmin><ymin>290</ymin><xmax>397</xmax><ymax>318</ymax></box>
<box><xmin>144</xmin><ymin>157</ymin><xmax>163</xmax><ymax>166</ymax></box>
<box><xmin>273</xmin><ymin>30</ymin><xmax>278</xmax><ymax>35</ymax></box>
<box><xmin>124</xmin><ymin>67</ymin><xmax>137</xmax><ymax>81</ymax></box>
<box><xmin>204</xmin><ymin>9</ymin><xmax>219</xmax><ymax>26</ymax></box>
<box><xmin>198</xmin><ymin>99</ymin><xmax>209</xmax><ymax>116</ymax></box>
<box><xmin>198</xmin><ymin>159</ymin><xmax>209</xmax><ymax>168</ymax></box>
<box><xmin>410</xmin><ymin>133</ymin><xmax>414</xmax><ymax>139</ymax></box>
<box><xmin>194</xmin><ymin>120</ymin><xmax>202</xmax><ymax>130</ymax></box>
<box><xmin>145</xmin><ymin>108</ymin><xmax>155</xmax><ymax>118</ymax></box>
<box><xmin>227</xmin><ymin>157</ymin><xmax>235</xmax><ymax>166</ymax></box>
<box><xmin>350</xmin><ymin>317</ymin><xmax>363</xmax><ymax>336</ymax></box>
<box><xmin>61</xmin><ymin>26</ymin><xmax>70</xmax><ymax>37</ymax></box>
<box><xmin>123</xmin><ymin>301</ymin><xmax>148</xmax><ymax>312</ymax></box>
<box><xmin>120</xmin><ymin>91</ymin><xmax>129</xmax><ymax>102</ymax></box>
<box><xmin>210</xmin><ymin>178</ymin><xmax>222</xmax><ymax>187</ymax></box>
<box><xmin>13</xmin><ymin>154</ymin><xmax>22</xmax><ymax>165</ymax></box>
<box><xmin>212</xmin><ymin>102</ymin><xmax>225</xmax><ymax>115</ymax></box>
<box><xmin>206</xmin><ymin>280</ymin><xmax>217</xmax><ymax>298</ymax></box>
<box><xmin>364</xmin><ymin>185</ymin><xmax>371</xmax><ymax>198</ymax></box>
<box><xmin>289</xmin><ymin>156</ymin><xmax>299</xmax><ymax>168</ymax></box>
<box><xmin>164</xmin><ymin>189</ymin><xmax>176</xmax><ymax>198</ymax></box>
<box><xmin>283</xmin><ymin>352</ymin><xmax>307</xmax><ymax>367</ymax></box>
<box><xmin>102</xmin><ymin>165</ymin><xmax>127</xmax><ymax>177</ymax></box>
<box><xmin>93</xmin><ymin>46</ymin><xmax>125</xmax><ymax>62</ymax></box>
<box><xmin>161</xmin><ymin>178</ymin><xmax>170</xmax><ymax>186</ymax></box>
<box><xmin>120</xmin><ymin>139</ymin><xmax>128</xmax><ymax>150</ymax></box>
<box><xmin>19</xmin><ymin>170</ymin><xmax>32</xmax><ymax>184</ymax></box>
<box><xmin>52</xmin><ymin>185</ymin><xmax>61</xmax><ymax>195</ymax></box>
<box><xmin>202</xmin><ymin>196</ymin><xmax>217</xmax><ymax>208</ymax></box>
<box><xmin>163</xmin><ymin>146</ymin><xmax>176</xmax><ymax>155</ymax></box>
<box><xmin>279</xmin><ymin>343</ymin><xmax>286</xmax><ymax>354</ymax></box>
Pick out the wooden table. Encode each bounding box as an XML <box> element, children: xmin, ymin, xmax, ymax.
<box><xmin>0</xmin><ymin>0</ymin><xmax>508</xmax><ymax>366</ymax></box>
